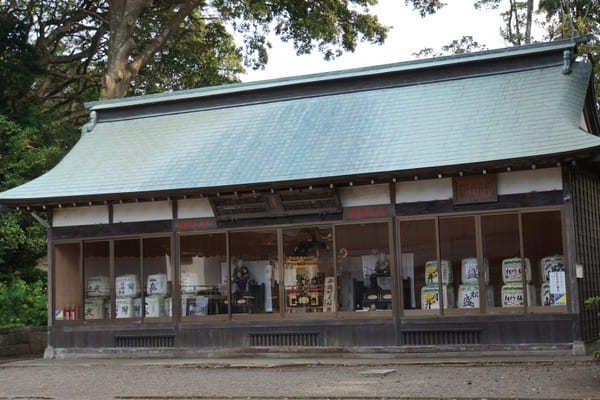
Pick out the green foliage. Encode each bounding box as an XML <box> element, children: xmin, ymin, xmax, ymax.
<box><xmin>0</xmin><ymin>276</ymin><xmax>47</xmax><ymax>328</ymax></box>
<box><xmin>584</xmin><ymin>296</ymin><xmax>600</xmax><ymax>359</ymax></box>
<box><xmin>133</xmin><ymin>15</ymin><xmax>244</xmax><ymax>95</ymax></box>
<box><xmin>539</xmin><ymin>0</ymin><xmax>600</xmax><ymax>109</ymax></box>
<box><xmin>474</xmin><ymin>0</ymin><xmax>533</xmax><ymax>45</ymax></box>
<box><xmin>0</xmin><ymin>11</ymin><xmax>41</xmax><ymax>115</ymax></box>
<box><xmin>413</xmin><ymin>36</ymin><xmax>488</xmax><ymax>58</ymax></box>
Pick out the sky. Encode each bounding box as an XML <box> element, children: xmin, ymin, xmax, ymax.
<box><xmin>238</xmin><ymin>0</ymin><xmax>545</xmax><ymax>83</ymax></box>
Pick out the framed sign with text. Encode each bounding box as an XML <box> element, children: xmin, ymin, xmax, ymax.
<box><xmin>452</xmin><ymin>175</ymin><xmax>498</xmax><ymax>205</ymax></box>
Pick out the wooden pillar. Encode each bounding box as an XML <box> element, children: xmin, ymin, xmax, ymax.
<box><xmin>47</xmin><ymin>209</ymin><xmax>54</xmax><ymax>327</ymax></box>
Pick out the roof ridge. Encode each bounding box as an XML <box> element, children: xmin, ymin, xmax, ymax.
<box><xmin>85</xmin><ymin>37</ymin><xmax>589</xmax><ymax>111</ymax></box>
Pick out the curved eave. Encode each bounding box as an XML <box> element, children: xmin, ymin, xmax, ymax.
<box><xmin>1</xmin><ymin>148</ymin><xmax>597</xmax><ymax>209</ymax></box>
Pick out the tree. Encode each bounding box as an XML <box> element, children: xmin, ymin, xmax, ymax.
<box><xmin>539</xmin><ymin>0</ymin><xmax>600</xmax><ymax>108</ymax></box>
<box><xmin>474</xmin><ymin>0</ymin><xmax>535</xmax><ymax>45</ymax></box>
<box><xmin>413</xmin><ymin>35</ymin><xmax>488</xmax><ymax>58</ymax></box>
<box><xmin>4</xmin><ymin>1</ymin><xmax>450</xmax><ymax>103</ymax></box>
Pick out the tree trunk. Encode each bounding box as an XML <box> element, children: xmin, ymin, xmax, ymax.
<box><xmin>525</xmin><ymin>0</ymin><xmax>534</xmax><ymax>44</ymax></box>
<box><xmin>100</xmin><ymin>0</ymin><xmax>201</xmax><ymax>100</ymax></box>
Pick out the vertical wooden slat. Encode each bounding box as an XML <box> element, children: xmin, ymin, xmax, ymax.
<box><xmin>518</xmin><ymin>212</ymin><xmax>528</xmax><ymax>310</ymax></box>
<box><xmin>277</xmin><ymin>228</ymin><xmax>285</xmax><ymax>317</ymax></box>
<box><xmin>435</xmin><ymin>217</ymin><xmax>444</xmax><ymax>315</ymax></box>
<box><xmin>48</xmin><ymin>214</ymin><xmax>54</xmax><ymax>326</ymax></box>
<box><xmin>332</xmin><ymin>225</ymin><xmax>338</xmax><ymax>317</ymax></box>
<box><xmin>226</xmin><ymin>231</ymin><xmax>231</xmax><ymax>318</ymax></box>
<box><xmin>140</xmin><ymin>238</ymin><xmax>144</xmax><ymax>322</ymax></box>
<box><xmin>109</xmin><ymin>240</ymin><xmax>115</xmax><ymax>320</ymax></box>
<box><xmin>475</xmin><ymin>215</ymin><xmax>486</xmax><ymax>314</ymax></box>
<box><xmin>389</xmin><ymin>218</ymin><xmax>402</xmax><ymax>319</ymax></box>
<box><xmin>79</xmin><ymin>240</ymin><xmax>85</xmax><ymax>321</ymax></box>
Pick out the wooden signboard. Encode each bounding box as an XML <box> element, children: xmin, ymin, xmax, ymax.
<box><xmin>343</xmin><ymin>205</ymin><xmax>394</xmax><ymax>220</ymax></box>
<box><xmin>452</xmin><ymin>175</ymin><xmax>498</xmax><ymax>205</ymax></box>
<box><xmin>175</xmin><ymin>218</ymin><xmax>217</xmax><ymax>231</ymax></box>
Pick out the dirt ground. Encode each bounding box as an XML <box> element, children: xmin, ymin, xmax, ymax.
<box><xmin>0</xmin><ymin>356</ymin><xmax>599</xmax><ymax>400</ymax></box>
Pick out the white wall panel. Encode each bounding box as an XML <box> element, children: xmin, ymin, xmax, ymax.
<box><xmin>177</xmin><ymin>198</ymin><xmax>215</xmax><ymax>218</ymax></box>
<box><xmin>497</xmin><ymin>167</ymin><xmax>562</xmax><ymax>195</ymax></box>
<box><xmin>52</xmin><ymin>205</ymin><xmax>109</xmax><ymax>227</ymax></box>
<box><xmin>396</xmin><ymin>178</ymin><xmax>452</xmax><ymax>203</ymax></box>
<box><xmin>338</xmin><ymin>184</ymin><xmax>390</xmax><ymax>207</ymax></box>
<box><xmin>113</xmin><ymin>200</ymin><xmax>172</xmax><ymax>223</ymax></box>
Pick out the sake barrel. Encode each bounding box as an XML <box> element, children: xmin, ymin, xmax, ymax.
<box><xmin>424</xmin><ymin>260</ymin><xmax>453</xmax><ymax>285</ymax></box>
<box><xmin>133</xmin><ymin>297</ymin><xmax>142</xmax><ymax>318</ymax></box>
<box><xmin>461</xmin><ymin>257</ymin><xmax>490</xmax><ymax>284</ymax></box>
<box><xmin>457</xmin><ymin>284</ymin><xmax>495</xmax><ymax>308</ymax></box>
<box><xmin>147</xmin><ymin>273</ymin><xmax>168</xmax><ymax>296</ymax></box>
<box><xmin>458</xmin><ymin>284</ymin><xmax>480</xmax><ymax>308</ymax></box>
<box><xmin>116</xmin><ymin>297</ymin><xmax>133</xmax><ymax>319</ymax></box>
<box><xmin>421</xmin><ymin>285</ymin><xmax>455</xmax><ymax>310</ymax></box>
<box><xmin>181</xmin><ymin>272</ymin><xmax>200</xmax><ymax>294</ymax></box>
<box><xmin>84</xmin><ymin>297</ymin><xmax>105</xmax><ymax>320</ymax></box>
<box><xmin>115</xmin><ymin>274</ymin><xmax>140</xmax><ymax>298</ymax></box>
<box><xmin>501</xmin><ymin>283</ymin><xmax>535</xmax><ymax>307</ymax></box>
<box><xmin>502</xmin><ymin>258</ymin><xmax>532</xmax><ymax>283</ymax></box>
<box><xmin>87</xmin><ymin>275</ymin><xmax>110</xmax><ymax>297</ymax></box>
<box><xmin>540</xmin><ymin>255</ymin><xmax>565</xmax><ymax>283</ymax></box>
<box><xmin>144</xmin><ymin>295</ymin><xmax>165</xmax><ymax>318</ymax></box>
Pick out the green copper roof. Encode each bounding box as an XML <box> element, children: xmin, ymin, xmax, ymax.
<box><xmin>86</xmin><ymin>38</ymin><xmax>585</xmax><ymax>111</ymax></box>
<box><xmin>1</xmin><ymin>62</ymin><xmax>599</xmax><ymax>203</ymax></box>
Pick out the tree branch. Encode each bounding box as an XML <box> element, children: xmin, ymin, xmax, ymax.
<box><xmin>130</xmin><ymin>0</ymin><xmax>202</xmax><ymax>74</ymax></box>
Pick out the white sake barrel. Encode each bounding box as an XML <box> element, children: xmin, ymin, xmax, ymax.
<box><xmin>133</xmin><ymin>297</ymin><xmax>142</xmax><ymax>318</ymax></box>
<box><xmin>502</xmin><ymin>258</ymin><xmax>532</xmax><ymax>283</ymax></box>
<box><xmin>461</xmin><ymin>257</ymin><xmax>490</xmax><ymax>284</ymax></box>
<box><xmin>458</xmin><ymin>284</ymin><xmax>480</xmax><ymax>308</ymax></box>
<box><xmin>421</xmin><ymin>285</ymin><xmax>455</xmax><ymax>310</ymax></box>
<box><xmin>87</xmin><ymin>276</ymin><xmax>110</xmax><ymax>297</ymax></box>
<box><xmin>116</xmin><ymin>298</ymin><xmax>133</xmax><ymax>318</ymax></box>
<box><xmin>457</xmin><ymin>284</ymin><xmax>495</xmax><ymax>308</ymax></box>
<box><xmin>501</xmin><ymin>283</ymin><xmax>535</xmax><ymax>307</ymax></box>
<box><xmin>424</xmin><ymin>260</ymin><xmax>453</xmax><ymax>285</ymax></box>
<box><xmin>181</xmin><ymin>272</ymin><xmax>200</xmax><ymax>294</ymax></box>
<box><xmin>115</xmin><ymin>274</ymin><xmax>140</xmax><ymax>298</ymax></box>
<box><xmin>147</xmin><ymin>273</ymin><xmax>168</xmax><ymax>296</ymax></box>
<box><xmin>84</xmin><ymin>297</ymin><xmax>105</xmax><ymax>320</ymax></box>
<box><xmin>164</xmin><ymin>297</ymin><xmax>172</xmax><ymax>317</ymax></box>
<box><xmin>540</xmin><ymin>255</ymin><xmax>564</xmax><ymax>283</ymax></box>
<box><xmin>144</xmin><ymin>295</ymin><xmax>165</xmax><ymax>318</ymax></box>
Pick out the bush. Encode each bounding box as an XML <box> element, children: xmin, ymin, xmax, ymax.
<box><xmin>0</xmin><ymin>275</ymin><xmax>47</xmax><ymax>328</ymax></box>
<box><xmin>585</xmin><ymin>296</ymin><xmax>600</xmax><ymax>360</ymax></box>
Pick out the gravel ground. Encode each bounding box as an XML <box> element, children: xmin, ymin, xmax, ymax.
<box><xmin>0</xmin><ymin>357</ymin><xmax>599</xmax><ymax>400</ymax></box>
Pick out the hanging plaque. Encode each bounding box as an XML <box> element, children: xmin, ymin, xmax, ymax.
<box><xmin>452</xmin><ymin>175</ymin><xmax>497</xmax><ymax>205</ymax></box>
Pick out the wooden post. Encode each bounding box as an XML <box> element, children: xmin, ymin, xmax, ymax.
<box><xmin>109</xmin><ymin>240</ymin><xmax>115</xmax><ymax>320</ymax></box>
<box><xmin>277</xmin><ymin>228</ymin><xmax>285</xmax><ymax>317</ymax></box>
<box><xmin>475</xmin><ymin>215</ymin><xmax>486</xmax><ymax>314</ymax></box>
<box><xmin>47</xmin><ymin>209</ymin><xmax>54</xmax><ymax>327</ymax></box>
<box><xmin>435</xmin><ymin>217</ymin><xmax>443</xmax><ymax>315</ymax></box>
<box><xmin>226</xmin><ymin>231</ymin><xmax>232</xmax><ymax>318</ymax></box>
